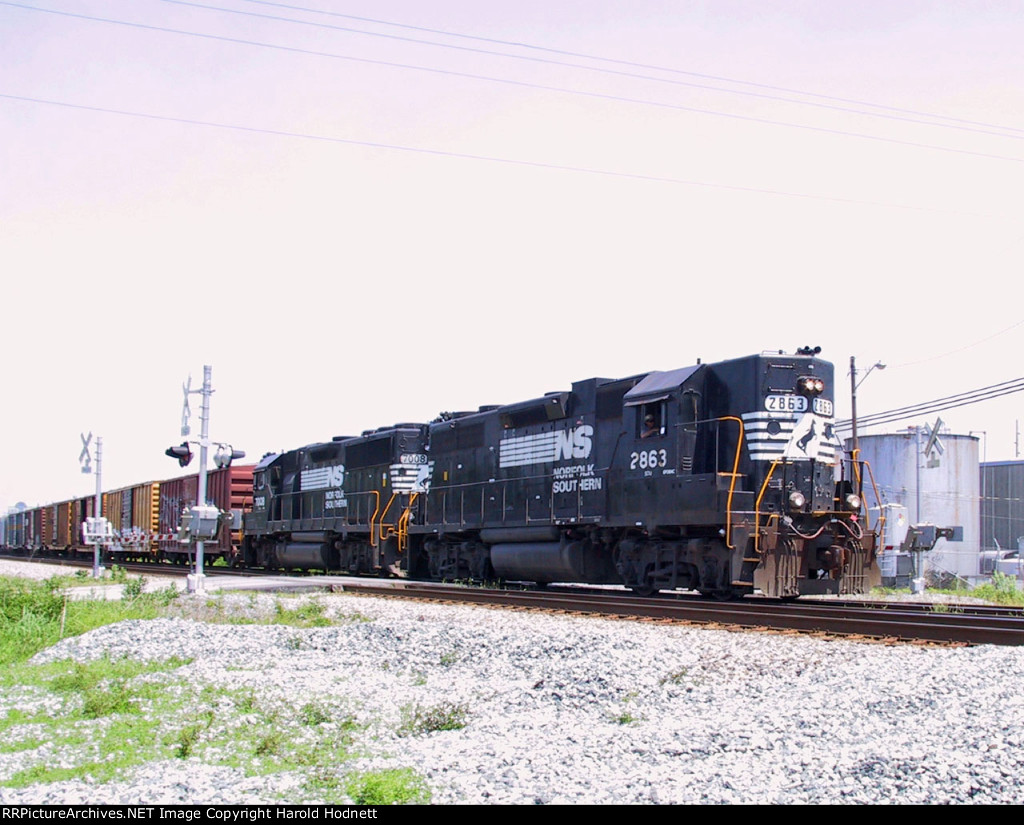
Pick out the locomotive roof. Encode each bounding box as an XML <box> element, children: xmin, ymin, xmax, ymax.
<box><xmin>623</xmin><ymin>364</ymin><xmax>704</xmax><ymax>405</ymax></box>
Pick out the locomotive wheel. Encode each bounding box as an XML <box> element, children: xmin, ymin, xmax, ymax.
<box><xmin>629</xmin><ymin>564</ymin><xmax>658</xmax><ymax>597</ymax></box>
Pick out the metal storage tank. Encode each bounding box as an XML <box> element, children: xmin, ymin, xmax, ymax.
<box><xmin>850</xmin><ymin>428</ymin><xmax>980</xmax><ymax>585</ymax></box>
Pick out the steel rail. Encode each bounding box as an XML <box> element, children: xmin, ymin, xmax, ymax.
<box><xmin>337</xmin><ymin>582</ymin><xmax>1024</xmax><ymax>646</ymax></box>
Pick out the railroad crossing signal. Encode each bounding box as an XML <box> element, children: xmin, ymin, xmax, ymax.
<box><xmin>79</xmin><ymin>432</ymin><xmax>92</xmax><ymax>474</ymax></box>
<box><xmin>181</xmin><ymin>376</ymin><xmax>193</xmax><ymax>436</ymax></box>
<box><xmin>213</xmin><ymin>444</ymin><xmax>246</xmax><ymax>469</ymax></box>
<box><xmin>922</xmin><ymin>417</ymin><xmax>945</xmax><ymax>468</ymax></box>
<box><xmin>165</xmin><ymin>441</ymin><xmax>193</xmax><ymax>467</ymax></box>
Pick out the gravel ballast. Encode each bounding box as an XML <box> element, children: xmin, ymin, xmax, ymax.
<box><xmin>1</xmin><ymin>561</ymin><xmax>1023</xmax><ymax>804</ymax></box>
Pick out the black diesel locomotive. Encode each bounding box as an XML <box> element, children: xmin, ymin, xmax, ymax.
<box><xmin>243</xmin><ymin>349</ymin><xmax>880</xmax><ymax>599</ymax></box>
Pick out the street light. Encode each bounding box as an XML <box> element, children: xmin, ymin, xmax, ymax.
<box><xmin>856</xmin><ymin>361</ymin><xmax>886</xmax><ymax>390</ymax></box>
<box><xmin>849</xmin><ymin>357</ymin><xmax>886</xmax><ymax>453</ymax></box>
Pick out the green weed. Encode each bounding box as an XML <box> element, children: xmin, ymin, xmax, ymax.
<box><xmin>122</xmin><ymin>576</ymin><xmax>146</xmax><ymax>602</ymax></box>
<box><xmin>397</xmin><ymin>701</ymin><xmax>468</xmax><ymax>737</ymax></box>
<box><xmin>970</xmin><ymin>572</ymin><xmax>1024</xmax><ymax>606</ymax></box>
<box><xmin>345</xmin><ymin>768</ymin><xmax>431</xmax><ymax>805</ymax></box>
<box><xmin>273</xmin><ymin>598</ymin><xmax>332</xmax><ymax>628</ymax></box>
<box><xmin>300</xmin><ymin>701</ymin><xmax>333</xmax><ymax>726</ymax></box>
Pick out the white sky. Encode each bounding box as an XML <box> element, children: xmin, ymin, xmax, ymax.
<box><xmin>3</xmin><ymin>0</ymin><xmax>1024</xmax><ymax>511</ymax></box>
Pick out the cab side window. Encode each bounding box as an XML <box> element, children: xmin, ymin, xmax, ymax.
<box><xmin>639</xmin><ymin>403</ymin><xmax>665</xmax><ymax>439</ymax></box>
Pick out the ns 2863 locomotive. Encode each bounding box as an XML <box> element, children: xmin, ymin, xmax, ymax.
<box><xmin>243</xmin><ymin>349</ymin><xmax>880</xmax><ymax>599</ymax></box>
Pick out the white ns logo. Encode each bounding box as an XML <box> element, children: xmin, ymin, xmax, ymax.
<box><xmin>557</xmin><ymin>425</ymin><xmax>594</xmax><ymax>460</ymax></box>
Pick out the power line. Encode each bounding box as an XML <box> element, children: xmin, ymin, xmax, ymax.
<box><xmin>232</xmin><ymin>0</ymin><xmax>1024</xmax><ymax>139</ymax></box>
<box><xmin>880</xmin><ymin>318</ymin><xmax>1024</xmax><ymax>370</ymax></box>
<box><xmin>5</xmin><ymin>91</ymin><xmax>1003</xmax><ymax>217</ymax></box>
<box><xmin>837</xmin><ymin>378</ymin><xmax>1024</xmax><ymax>430</ymax></box>
<box><xmin>6</xmin><ymin>2</ymin><xmax>1024</xmax><ymax>168</ymax></box>
<box><xmin>169</xmin><ymin>0</ymin><xmax>1024</xmax><ymax>146</ymax></box>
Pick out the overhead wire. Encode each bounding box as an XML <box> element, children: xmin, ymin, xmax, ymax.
<box><xmin>231</xmin><ymin>0</ymin><xmax>1024</xmax><ymax>139</ymax></box>
<box><xmin>836</xmin><ymin>378</ymin><xmax>1024</xmax><ymax>430</ymax></box>
<box><xmin>4</xmin><ymin>1</ymin><xmax>1024</xmax><ymax>169</ymax></box>
<box><xmin>162</xmin><ymin>0</ymin><xmax>1024</xmax><ymax>145</ymax></box>
<box><xmin>876</xmin><ymin>318</ymin><xmax>1024</xmax><ymax>370</ymax></box>
<box><xmin>3</xmin><ymin>91</ymin><xmax>1004</xmax><ymax>218</ymax></box>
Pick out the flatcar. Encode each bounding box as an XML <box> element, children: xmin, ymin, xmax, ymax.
<box><xmin>243</xmin><ymin>349</ymin><xmax>880</xmax><ymax>599</ymax></box>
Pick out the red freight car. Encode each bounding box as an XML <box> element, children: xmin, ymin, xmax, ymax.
<box><xmin>157</xmin><ymin>465</ymin><xmax>254</xmax><ymax>565</ymax></box>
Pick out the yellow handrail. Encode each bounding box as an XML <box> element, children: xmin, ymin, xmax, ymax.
<box><xmin>753</xmin><ymin>459</ymin><xmax>788</xmax><ymax>554</ymax></box>
<box><xmin>371</xmin><ymin>493</ymin><xmax>400</xmax><ymax>548</ymax></box>
<box><xmin>396</xmin><ymin>493</ymin><xmax>419</xmax><ymax>552</ymax></box>
<box><xmin>368</xmin><ymin>491</ymin><xmax>381</xmax><ymax>547</ymax></box>
<box><xmin>855</xmin><ymin>454</ymin><xmax>886</xmax><ymax>548</ymax></box>
<box><xmin>720</xmin><ymin>416</ymin><xmax>744</xmax><ymax>549</ymax></box>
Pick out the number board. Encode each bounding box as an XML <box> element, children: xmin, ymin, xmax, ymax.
<box><xmin>764</xmin><ymin>394</ymin><xmax>807</xmax><ymax>413</ymax></box>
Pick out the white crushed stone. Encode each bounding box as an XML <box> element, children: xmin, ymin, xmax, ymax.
<box><xmin>1</xmin><ymin>559</ymin><xmax>1023</xmax><ymax>804</ymax></box>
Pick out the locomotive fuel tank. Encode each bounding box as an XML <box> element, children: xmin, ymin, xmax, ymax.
<box><xmin>489</xmin><ymin>538</ymin><xmax>619</xmax><ymax>584</ymax></box>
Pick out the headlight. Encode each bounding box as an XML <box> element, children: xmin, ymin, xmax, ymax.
<box><xmin>798</xmin><ymin>376</ymin><xmax>825</xmax><ymax>395</ymax></box>
<box><xmin>845</xmin><ymin>493</ymin><xmax>862</xmax><ymax>511</ymax></box>
<box><xmin>788</xmin><ymin>491</ymin><xmax>806</xmax><ymax>511</ymax></box>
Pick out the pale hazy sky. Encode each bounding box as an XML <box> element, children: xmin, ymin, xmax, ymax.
<box><xmin>3</xmin><ymin>0</ymin><xmax>1024</xmax><ymax>510</ymax></box>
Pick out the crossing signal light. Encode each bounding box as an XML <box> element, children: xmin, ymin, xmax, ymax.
<box><xmin>213</xmin><ymin>444</ymin><xmax>246</xmax><ymax>469</ymax></box>
<box><xmin>165</xmin><ymin>442</ymin><xmax>193</xmax><ymax>467</ymax></box>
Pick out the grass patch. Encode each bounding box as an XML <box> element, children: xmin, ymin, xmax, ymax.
<box><xmin>345</xmin><ymin>768</ymin><xmax>431</xmax><ymax>805</ymax></box>
<box><xmin>969</xmin><ymin>572</ymin><xmax>1024</xmax><ymax>606</ymax></box>
<box><xmin>0</xmin><ymin>575</ymin><xmax>420</xmax><ymax>803</ymax></box>
<box><xmin>300</xmin><ymin>700</ymin><xmax>333</xmax><ymax>726</ymax></box>
<box><xmin>1</xmin><ymin>656</ymin><xmax>189</xmax><ymax>787</ymax></box>
<box><xmin>397</xmin><ymin>701</ymin><xmax>468</xmax><ymax>737</ymax></box>
<box><xmin>0</xmin><ymin>576</ymin><xmax>180</xmax><ymax>667</ymax></box>
<box><xmin>872</xmin><ymin>575</ymin><xmax>1024</xmax><ymax>608</ymax></box>
<box><xmin>1</xmin><ymin>662</ymin><xmax>369</xmax><ymax>800</ymax></box>
<box><xmin>273</xmin><ymin>598</ymin><xmax>332</xmax><ymax>628</ymax></box>
<box><xmin>611</xmin><ymin>690</ymin><xmax>643</xmax><ymax>725</ymax></box>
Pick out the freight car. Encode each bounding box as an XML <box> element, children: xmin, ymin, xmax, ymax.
<box><xmin>243</xmin><ymin>349</ymin><xmax>881</xmax><ymax>599</ymax></box>
<box><xmin>4</xmin><ymin>465</ymin><xmax>255</xmax><ymax>566</ymax></box>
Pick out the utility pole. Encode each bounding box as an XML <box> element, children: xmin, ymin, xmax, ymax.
<box><xmin>849</xmin><ymin>356</ymin><xmax>858</xmax><ymax>454</ymax></box>
<box><xmin>849</xmin><ymin>356</ymin><xmax>886</xmax><ymax>456</ymax></box>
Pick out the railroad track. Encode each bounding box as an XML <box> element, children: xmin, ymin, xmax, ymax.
<box><xmin>5</xmin><ymin>553</ymin><xmax>1024</xmax><ymax>646</ymax></box>
<box><xmin>335</xmin><ymin>582</ymin><xmax>1024</xmax><ymax>647</ymax></box>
